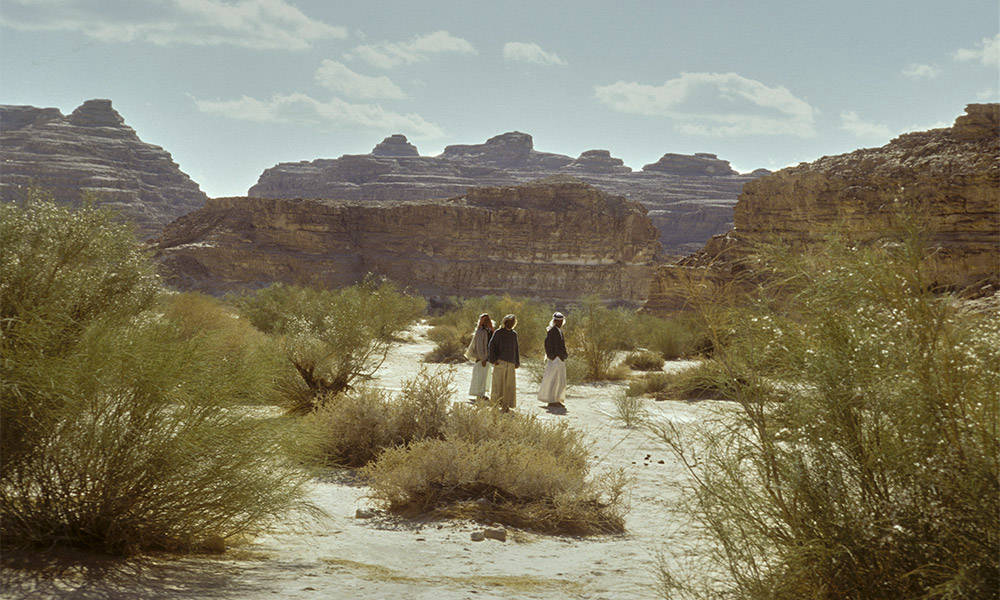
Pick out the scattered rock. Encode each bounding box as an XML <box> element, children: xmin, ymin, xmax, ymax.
<box><xmin>355</xmin><ymin>508</ymin><xmax>375</xmax><ymax>519</ymax></box>
<box><xmin>470</xmin><ymin>531</ymin><xmax>486</xmax><ymax>542</ymax></box>
<box><xmin>483</xmin><ymin>528</ymin><xmax>507</xmax><ymax>542</ymax></box>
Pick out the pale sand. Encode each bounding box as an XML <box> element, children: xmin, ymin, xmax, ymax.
<box><xmin>3</xmin><ymin>323</ymin><xmax>723</xmax><ymax>600</ymax></box>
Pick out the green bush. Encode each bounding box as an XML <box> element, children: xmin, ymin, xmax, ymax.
<box><xmin>0</xmin><ymin>196</ymin><xmax>312</xmax><ymax>555</ymax></box>
<box><xmin>628</xmin><ymin>360</ymin><xmax>736</xmax><ymax>401</ymax></box>
<box><xmin>303</xmin><ymin>368</ymin><xmax>453</xmax><ymax>467</ymax></box>
<box><xmin>363</xmin><ymin>404</ymin><xmax>627</xmax><ymax>535</ymax></box>
<box><xmin>655</xmin><ymin>225</ymin><xmax>1000</xmax><ymax>599</ymax></box>
<box><xmin>424</xmin><ymin>324</ymin><xmax>468</xmax><ymax>363</ymax></box>
<box><xmin>624</xmin><ymin>349</ymin><xmax>666</xmax><ymax>371</ymax></box>
<box><xmin>627</xmin><ymin>313</ymin><xmax>713</xmax><ymax>360</ymax></box>
<box><xmin>612</xmin><ymin>389</ymin><xmax>647</xmax><ymax>428</ymax></box>
<box><xmin>232</xmin><ymin>280</ymin><xmax>426</xmax><ymax>413</ymax></box>
<box><xmin>571</xmin><ymin>296</ymin><xmax>630</xmax><ymax>380</ymax></box>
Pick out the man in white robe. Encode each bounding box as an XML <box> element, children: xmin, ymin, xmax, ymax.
<box><xmin>538</xmin><ymin>312</ymin><xmax>568</xmax><ymax>408</ymax></box>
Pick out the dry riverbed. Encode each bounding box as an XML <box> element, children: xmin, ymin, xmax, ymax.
<box><xmin>3</xmin><ymin>324</ymin><xmax>724</xmax><ymax>600</ymax></box>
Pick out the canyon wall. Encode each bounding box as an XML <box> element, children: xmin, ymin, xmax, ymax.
<box><xmin>645</xmin><ymin>104</ymin><xmax>1000</xmax><ymax>313</ymax></box>
<box><xmin>156</xmin><ymin>178</ymin><xmax>661</xmax><ymax>304</ymax></box>
<box><xmin>0</xmin><ymin>99</ymin><xmax>207</xmax><ymax>238</ymax></box>
<box><xmin>248</xmin><ymin>132</ymin><xmax>766</xmax><ymax>255</ymax></box>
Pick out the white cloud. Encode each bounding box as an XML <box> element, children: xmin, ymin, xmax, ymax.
<box><xmin>192</xmin><ymin>92</ymin><xmax>444</xmax><ymax>138</ymax></box>
<box><xmin>954</xmin><ymin>32</ymin><xmax>1000</xmax><ymax>67</ymax></box>
<box><xmin>345</xmin><ymin>30</ymin><xmax>476</xmax><ymax>69</ymax></box>
<box><xmin>0</xmin><ymin>0</ymin><xmax>346</xmax><ymax>50</ymax></box>
<box><xmin>839</xmin><ymin>111</ymin><xmax>892</xmax><ymax>139</ymax></box>
<box><xmin>977</xmin><ymin>88</ymin><xmax>999</xmax><ymax>101</ymax></box>
<box><xmin>594</xmin><ymin>72</ymin><xmax>817</xmax><ymax>137</ymax></box>
<box><xmin>314</xmin><ymin>60</ymin><xmax>405</xmax><ymax>99</ymax></box>
<box><xmin>502</xmin><ymin>42</ymin><xmax>566</xmax><ymax>66</ymax></box>
<box><xmin>901</xmin><ymin>63</ymin><xmax>940</xmax><ymax>80</ymax></box>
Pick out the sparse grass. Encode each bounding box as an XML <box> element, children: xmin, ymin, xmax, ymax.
<box><xmin>654</xmin><ymin>219</ymin><xmax>1000</xmax><ymax>599</ymax></box>
<box><xmin>628</xmin><ymin>313</ymin><xmax>713</xmax><ymax>360</ymax></box>
<box><xmin>363</xmin><ymin>404</ymin><xmax>627</xmax><ymax>535</ymax></box>
<box><xmin>572</xmin><ymin>296</ymin><xmax>631</xmax><ymax>381</ymax></box>
<box><xmin>0</xmin><ymin>195</ymin><xmax>313</xmax><ymax>555</ymax></box>
<box><xmin>612</xmin><ymin>389</ymin><xmax>647</xmax><ymax>428</ymax></box>
<box><xmin>624</xmin><ymin>349</ymin><xmax>666</xmax><ymax>371</ymax></box>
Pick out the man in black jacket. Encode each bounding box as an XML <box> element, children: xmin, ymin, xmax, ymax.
<box><xmin>488</xmin><ymin>314</ymin><xmax>520</xmax><ymax>411</ymax></box>
<box><xmin>538</xmin><ymin>312</ymin><xmax>568</xmax><ymax>408</ymax></box>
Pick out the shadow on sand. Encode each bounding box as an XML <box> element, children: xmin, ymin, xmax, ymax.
<box><xmin>1</xmin><ymin>548</ymin><xmax>273</xmax><ymax>600</ymax></box>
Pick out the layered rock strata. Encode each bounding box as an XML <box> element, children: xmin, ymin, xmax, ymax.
<box><xmin>0</xmin><ymin>99</ymin><xmax>207</xmax><ymax>238</ymax></box>
<box><xmin>156</xmin><ymin>178</ymin><xmax>661</xmax><ymax>303</ymax></box>
<box><xmin>645</xmin><ymin>104</ymin><xmax>1000</xmax><ymax>313</ymax></box>
<box><xmin>248</xmin><ymin>132</ymin><xmax>766</xmax><ymax>255</ymax></box>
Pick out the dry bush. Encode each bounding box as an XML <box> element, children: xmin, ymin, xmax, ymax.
<box><xmin>423</xmin><ymin>324</ymin><xmax>467</xmax><ymax>363</ymax></box>
<box><xmin>303</xmin><ymin>368</ymin><xmax>454</xmax><ymax>467</ymax></box>
<box><xmin>624</xmin><ymin>349</ymin><xmax>666</xmax><ymax>371</ymax></box>
<box><xmin>628</xmin><ymin>360</ymin><xmax>737</xmax><ymax>401</ymax></box>
<box><xmin>232</xmin><ymin>280</ymin><xmax>426</xmax><ymax>413</ymax></box>
<box><xmin>363</xmin><ymin>404</ymin><xmax>626</xmax><ymax>535</ymax></box>
<box><xmin>0</xmin><ymin>196</ymin><xmax>312</xmax><ymax>555</ymax></box>
<box><xmin>571</xmin><ymin>296</ymin><xmax>630</xmax><ymax>381</ymax></box>
<box><xmin>628</xmin><ymin>313</ymin><xmax>713</xmax><ymax>360</ymax></box>
<box><xmin>654</xmin><ymin>221</ymin><xmax>1000</xmax><ymax>599</ymax></box>
<box><xmin>612</xmin><ymin>389</ymin><xmax>647</xmax><ymax>428</ymax></box>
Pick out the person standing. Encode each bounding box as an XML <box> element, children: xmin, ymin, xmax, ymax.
<box><xmin>488</xmin><ymin>314</ymin><xmax>520</xmax><ymax>412</ymax></box>
<box><xmin>466</xmin><ymin>313</ymin><xmax>494</xmax><ymax>403</ymax></box>
<box><xmin>538</xmin><ymin>312</ymin><xmax>568</xmax><ymax>408</ymax></box>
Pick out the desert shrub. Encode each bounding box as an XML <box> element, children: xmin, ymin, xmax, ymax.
<box><xmin>628</xmin><ymin>313</ymin><xmax>713</xmax><ymax>360</ymax></box>
<box><xmin>304</xmin><ymin>368</ymin><xmax>454</xmax><ymax>467</ymax></box>
<box><xmin>524</xmin><ymin>355</ymin><xmax>588</xmax><ymax>387</ymax></box>
<box><xmin>655</xmin><ymin>225</ymin><xmax>1000</xmax><ymax>599</ymax></box>
<box><xmin>612</xmin><ymin>389</ymin><xmax>647</xmax><ymax>428</ymax></box>
<box><xmin>423</xmin><ymin>324</ymin><xmax>467</xmax><ymax>363</ymax></box>
<box><xmin>624</xmin><ymin>349</ymin><xmax>666</xmax><ymax>371</ymax></box>
<box><xmin>0</xmin><ymin>197</ymin><xmax>312</xmax><ymax>555</ymax></box>
<box><xmin>571</xmin><ymin>296</ymin><xmax>631</xmax><ymax>381</ymax></box>
<box><xmin>160</xmin><ymin>292</ymin><xmax>287</xmax><ymax>405</ymax></box>
<box><xmin>363</xmin><ymin>404</ymin><xmax>626</xmax><ymax>534</ymax></box>
<box><xmin>428</xmin><ymin>295</ymin><xmax>553</xmax><ymax>360</ymax></box>
<box><xmin>629</xmin><ymin>360</ymin><xmax>736</xmax><ymax>401</ymax></box>
<box><xmin>232</xmin><ymin>280</ymin><xmax>426</xmax><ymax>413</ymax></box>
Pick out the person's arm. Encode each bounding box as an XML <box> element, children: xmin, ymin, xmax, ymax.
<box><xmin>558</xmin><ymin>330</ymin><xmax>568</xmax><ymax>361</ymax></box>
<box><xmin>488</xmin><ymin>331</ymin><xmax>498</xmax><ymax>364</ymax></box>
<box><xmin>514</xmin><ymin>333</ymin><xmax>520</xmax><ymax>368</ymax></box>
<box><xmin>544</xmin><ymin>329</ymin><xmax>555</xmax><ymax>360</ymax></box>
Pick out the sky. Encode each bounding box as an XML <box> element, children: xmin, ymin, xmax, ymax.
<box><xmin>1</xmin><ymin>0</ymin><xmax>998</xmax><ymax>198</ymax></box>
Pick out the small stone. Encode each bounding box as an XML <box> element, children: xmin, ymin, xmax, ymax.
<box><xmin>355</xmin><ymin>508</ymin><xmax>375</xmax><ymax>519</ymax></box>
<box><xmin>415</xmin><ymin>537</ymin><xmax>426</xmax><ymax>542</ymax></box>
<box><xmin>658</xmin><ymin>460</ymin><xmax>665</xmax><ymax>464</ymax></box>
<box><xmin>484</xmin><ymin>528</ymin><xmax>507</xmax><ymax>542</ymax></box>
<box><xmin>470</xmin><ymin>531</ymin><xmax>486</xmax><ymax>542</ymax></box>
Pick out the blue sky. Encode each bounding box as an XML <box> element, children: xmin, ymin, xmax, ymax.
<box><xmin>2</xmin><ymin>0</ymin><xmax>997</xmax><ymax>197</ymax></box>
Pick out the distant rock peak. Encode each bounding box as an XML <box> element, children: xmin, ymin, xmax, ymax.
<box><xmin>68</xmin><ymin>99</ymin><xmax>125</xmax><ymax>128</ymax></box>
<box><xmin>371</xmin><ymin>134</ymin><xmax>419</xmax><ymax>157</ymax></box>
<box><xmin>642</xmin><ymin>153</ymin><xmax>738</xmax><ymax>177</ymax></box>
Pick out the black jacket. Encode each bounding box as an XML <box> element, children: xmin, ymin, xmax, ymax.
<box><xmin>544</xmin><ymin>326</ymin><xmax>568</xmax><ymax>361</ymax></box>
<box><xmin>488</xmin><ymin>327</ymin><xmax>519</xmax><ymax>367</ymax></box>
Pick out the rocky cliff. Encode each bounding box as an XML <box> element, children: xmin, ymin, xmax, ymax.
<box><xmin>645</xmin><ymin>104</ymin><xmax>1000</xmax><ymax>313</ymax></box>
<box><xmin>248</xmin><ymin>132</ymin><xmax>766</xmax><ymax>255</ymax></box>
<box><xmin>0</xmin><ymin>99</ymin><xmax>207</xmax><ymax>238</ymax></box>
<box><xmin>156</xmin><ymin>178</ymin><xmax>661</xmax><ymax>303</ymax></box>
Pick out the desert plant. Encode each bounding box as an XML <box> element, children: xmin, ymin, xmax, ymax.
<box><xmin>571</xmin><ymin>296</ymin><xmax>630</xmax><ymax>380</ymax></box>
<box><xmin>427</xmin><ymin>295</ymin><xmax>553</xmax><ymax>360</ymax></box>
<box><xmin>612</xmin><ymin>389</ymin><xmax>647</xmax><ymax>428</ymax></box>
<box><xmin>304</xmin><ymin>368</ymin><xmax>454</xmax><ymax>467</ymax></box>
<box><xmin>628</xmin><ymin>313</ymin><xmax>713</xmax><ymax>360</ymax></box>
<box><xmin>423</xmin><ymin>324</ymin><xmax>468</xmax><ymax>363</ymax></box>
<box><xmin>232</xmin><ymin>280</ymin><xmax>426</xmax><ymax>413</ymax></box>
<box><xmin>624</xmin><ymin>349</ymin><xmax>666</xmax><ymax>371</ymax></box>
<box><xmin>363</xmin><ymin>404</ymin><xmax>627</xmax><ymax>535</ymax></box>
<box><xmin>0</xmin><ymin>196</ymin><xmax>313</xmax><ymax>555</ymax></box>
<box><xmin>654</xmin><ymin>223</ymin><xmax>1000</xmax><ymax>599</ymax></box>
<box><xmin>628</xmin><ymin>360</ymin><xmax>737</xmax><ymax>401</ymax></box>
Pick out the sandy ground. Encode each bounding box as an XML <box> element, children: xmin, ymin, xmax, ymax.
<box><xmin>3</xmin><ymin>324</ymin><xmax>724</xmax><ymax>600</ymax></box>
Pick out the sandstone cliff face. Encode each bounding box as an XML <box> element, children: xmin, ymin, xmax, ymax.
<box><xmin>248</xmin><ymin>132</ymin><xmax>766</xmax><ymax>255</ymax></box>
<box><xmin>0</xmin><ymin>99</ymin><xmax>207</xmax><ymax>238</ymax></box>
<box><xmin>156</xmin><ymin>178</ymin><xmax>661</xmax><ymax>304</ymax></box>
<box><xmin>645</xmin><ymin>104</ymin><xmax>1000</xmax><ymax>313</ymax></box>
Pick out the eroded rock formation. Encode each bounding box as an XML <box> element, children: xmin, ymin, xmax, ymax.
<box><xmin>248</xmin><ymin>132</ymin><xmax>766</xmax><ymax>255</ymax></box>
<box><xmin>645</xmin><ymin>104</ymin><xmax>1000</xmax><ymax>313</ymax></box>
<box><xmin>0</xmin><ymin>99</ymin><xmax>207</xmax><ymax>238</ymax></box>
<box><xmin>156</xmin><ymin>177</ymin><xmax>661</xmax><ymax>303</ymax></box>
